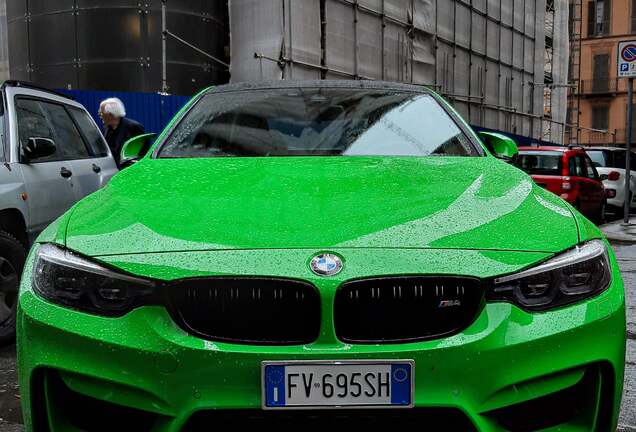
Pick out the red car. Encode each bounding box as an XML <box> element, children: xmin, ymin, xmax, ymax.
<box><xmin>517</xmin><ymin>146</ymin><xmax>606</xmax><ymax>223</ymax></box>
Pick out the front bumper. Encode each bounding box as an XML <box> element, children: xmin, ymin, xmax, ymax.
<box><xmin>17</xmin><ymin>247</ymin><xmax>626</xmax><ymax>432</ymax></box>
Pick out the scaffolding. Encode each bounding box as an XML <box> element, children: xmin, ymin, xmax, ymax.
<box><xmin>543</xmin><ymin>0</ymin><xmax>555</xmax><ymax>140</ymax></box>
<box><xmin>567</xmin><ymin>0</ymin><xmax>583</xmax><ymax>144</ymax></box>
<box><xmin>230</xmin><ymin>0</ymin><xmax>574</xmax><ymax>143</ymax></box>
<box><xmin>542</xmin><ymin>0</ymin><xmax>569</xmax><ymax>144</ymax></box>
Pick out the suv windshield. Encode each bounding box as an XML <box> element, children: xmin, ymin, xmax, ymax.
<box><xmin>158</xmin><ymin>88</ymin><xmax>478</xmax><ymax>158</ymax></box>
<box><xmin>587</xmin><ymin>150</ymin><xmax>610</xmax><ymax>168</ymax></box>
<box><xmin>517</xmin><ymin>151</ymin><xmax>563</xmax><ymax>176</ymax></box>
<box><xmin>587</xmin><ymin>150</ymin><xmax>636</xmax><ymax>169</ymax></box>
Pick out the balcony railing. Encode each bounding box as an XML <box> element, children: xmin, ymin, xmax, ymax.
<box><xmin>578</xmin><ymin>78</ymin><xmax>630</xmax><ymax>95</ymax></box>
<box><xmin>567</xmin><ymin>129</ymin><xmax>636</xmax><ymax>147</ymax></box>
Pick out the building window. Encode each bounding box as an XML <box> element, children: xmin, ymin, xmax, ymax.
<box><xmin>592</xmin><ymin>54</ymin><xmax>609</xmax><ymax>92</ymax></box>
<box><xmin>588</xmin><ymin>0</ymin><xmax>611</xmax><ymax>36</ymax></box>
<box><xmin>632</xmin><ymin>0</ymin><xmax>636</xmax><ymax>33</ymax></box>
<box><xmin>592</xmin><ymin>106</ymin><xmax>609</xmax><ymax>130</ymax></box>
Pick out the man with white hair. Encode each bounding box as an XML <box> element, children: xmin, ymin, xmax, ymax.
<box><xmin>98</xmin><ymin>98</ymin><xmax>145</xmax><ymax>168</ymax></box>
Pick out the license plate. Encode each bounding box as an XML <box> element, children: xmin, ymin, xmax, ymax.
<box><xmin>262</xmin><ymin>361</ymin><xmax>414</xmax><ymax>409</ymax></box>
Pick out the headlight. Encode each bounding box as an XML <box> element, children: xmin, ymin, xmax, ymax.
<box><xmin>33</xmin><ymin>244</ymin><xmax>157</xmax><ymax>316</ymax></box>
<box><xmin>488</xmin><ymin>240</ymin><xmax>611</xmax><ymax>311</ymax></box>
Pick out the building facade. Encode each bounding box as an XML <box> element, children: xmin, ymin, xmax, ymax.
<box><xmin>571</xmin><ymin>0</ymin><xmax>636</xmax><ymax>146</ymax></box>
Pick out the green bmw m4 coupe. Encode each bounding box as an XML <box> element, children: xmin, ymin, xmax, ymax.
<box><xmin>17</xmin><ymin>81</ymin><xmax>625</xmax><ymax>431</ymax></box>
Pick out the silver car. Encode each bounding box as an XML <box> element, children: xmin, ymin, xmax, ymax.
<box><xmin>0</xmin><ymin>81</ymin><xmax>118</xmax><ymax>342</ymax></box>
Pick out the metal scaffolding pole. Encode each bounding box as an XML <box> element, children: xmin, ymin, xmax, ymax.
<box><xmin>543</xmin><ymin>0</ymin><xmax>555</xmax><ymax>142</ymax></box>
<box><xmin>162</xmin><ymin>0</ymin><xmax>167</xmax><ymax>94</ymax></box>
<box><xmin>567</xmin><ymin>0</ymin><xmax>583</xmax><ymax>145</ymax></box>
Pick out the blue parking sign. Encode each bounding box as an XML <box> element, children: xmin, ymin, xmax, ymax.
<box><xmin>622</xmin><ymin>64</ymin><xmax>630</xmax><ymax>72</ymax></box>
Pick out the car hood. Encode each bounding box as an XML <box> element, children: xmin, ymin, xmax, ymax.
<box><xmin>64</xmin><ymin>156</ymin><xmax>579</xmax><ymax>257</ymax></box>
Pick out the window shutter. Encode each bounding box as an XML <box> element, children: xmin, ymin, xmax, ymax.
<box><xmin>603</xmin><ymin>0</ymin><xmax>611</xmax><ymax>34</ymax></box>
<box><xmin>588</xmin><ymin>1</ymin><xmax>596</xmax><ymax>36</ymax></box>
<box><xmin>593</xmin><ymin>54</ymin><xmax>609</xmax><ymax>79</ymax></box>
<box><xmin>632</xmin><ymin>0</ymin><xmax>636</xmax><ymax>33</ymax></box>
<box><xmin>593</xmin><ymin>54</ymin><xmax>609</xmax><ymax>92</ymax></box>
<box><xmin>592</xmin><ymin>106</ymin><xmax>609</xmax><ymax>130</ymax></box>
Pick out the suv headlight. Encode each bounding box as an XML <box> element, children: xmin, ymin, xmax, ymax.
<box><xmin>33</xmin><ymin>244</ymin><xmax>157</xmax><ymax>316</ymax></box>
<box><xmin>488</xmin><ymin>240</ymin><xmax>611</xmax><ymax>311</ymax></box>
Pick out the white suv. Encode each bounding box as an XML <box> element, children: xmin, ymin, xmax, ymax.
<box><xmin>586</xmin><ymin>147</ymin><xmax>636</xmax><ymax>216</ymax></box>
<box><xmin>0</xmin><ymin>81</ymin><xmax>118</xmax><ymax>342</ymax></box>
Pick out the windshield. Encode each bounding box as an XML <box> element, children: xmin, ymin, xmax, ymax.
<box><xmin>587</xmin><ymin>150</ymin><xmax>609</xmax><ymax>168</ymax></box>
<box><xmin>588</xmin><ymin>150</ymin><xmax>636</xmax><ymax>169</ymax></box>
<box><xmin>517</xmin><ymin>151</ymin><xmax>563</xmax><ymax>176</ymax></box>
<box><xmin>157</xmin><ymin>88</ymin><xmax>479</xmax><ymax>158</ymax></box>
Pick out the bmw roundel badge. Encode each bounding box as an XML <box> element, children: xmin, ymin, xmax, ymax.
<box><xmin>310</xmin><ymin>253</ymin><xmax>343</xmax><ymax>276</ymax></box>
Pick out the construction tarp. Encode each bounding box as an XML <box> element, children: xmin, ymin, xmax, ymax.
<box><xmin>550</xmin><ymin>0</ymin><xmax>570</xmax><ymax>142</ymax></box>
<box><xmin>229</xmin><ymin>0</ymin><xmax>559</xmax><ymax>143</ymax></box>
<box><xmin>229</xmin><ymin>0</ymin><xmax>435</xmax><ymax>82</ymax></box>
<box><xmin>229</xmin><ymin>0</ymin><xmax>321</xmax><ymax>81</ymax></box>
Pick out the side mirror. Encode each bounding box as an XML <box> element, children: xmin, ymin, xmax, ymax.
<box><xmin>478</xmin><ymin>131</ymin><xmax>519</xmax><ymax>162</ymax></box>
<box><xmin>600</xmin><ymin>174</ymin><xmax>609</xmax><ymax>181</ymax></box>
<box><xmin>23</xmin><ymin>137</ymin><xmax>56</xmax><ymax>161</ymax></box>
<box><xmin>120</xmin><ymin>133</ymin><xmax>157</xmax><ymax>168</ymax></box>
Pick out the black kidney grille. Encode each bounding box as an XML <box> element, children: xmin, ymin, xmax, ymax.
<box><xmin>167</xmin><ymin>278</ymin><xmax>321</xmax><ymax>345</ymax></box>
<box><xmin>334</xmin><ymin>276</ymin><xmax>484</xmax><ymax>344</ymax></box>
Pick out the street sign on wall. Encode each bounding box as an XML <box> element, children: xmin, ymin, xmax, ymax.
<box><xmin>618</xmin><ymin>40</ymin><xmax>636</xmax><ymax>78</ymax></box>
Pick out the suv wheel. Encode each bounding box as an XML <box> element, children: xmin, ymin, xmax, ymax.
<box><xmin>0</xmin><ymin>231</ymin><xmax>27</xmax><ymax>345</ymax></box>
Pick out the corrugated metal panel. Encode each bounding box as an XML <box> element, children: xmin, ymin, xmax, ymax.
<box><xmin>59</xmin><ymin>89</ymin><xmax>191</xmax><ymax>134</ymax></box>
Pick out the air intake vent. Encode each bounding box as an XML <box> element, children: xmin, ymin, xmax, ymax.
<box><xmin>334</xmin><ymin>276</ymin><xmax>484</xmax><ymax>344</ymax></box>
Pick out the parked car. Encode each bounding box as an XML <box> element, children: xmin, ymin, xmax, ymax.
<box><xmin>0</xmin><ymin>80</ymin><xmax>117</xmax><ymax>343</ymax></box>
<box><xmin>516</xmin><ymin>146</ymin><xmax>606</xmax><ymax>223</ymax></box>
<box><xmin>585</xmin><ymin>146</ymin><xmax>636</xmax><ymax>216</ymax></box>
<box><xmin>17</xmin><ymin>81</ymin><xmax>624</xmax><ymax>431</ymax></box>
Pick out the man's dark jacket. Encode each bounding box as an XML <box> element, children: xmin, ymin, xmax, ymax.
<box><xmin>104</xmin><ymin>117</ymin><xmax>145</xmax><ymax>168</ymax></box>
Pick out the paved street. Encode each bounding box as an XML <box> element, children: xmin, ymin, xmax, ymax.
<box><xmin>0</xmin><ymin>343</ymin><xmax>20</xmax><ymax>431</ymax></box>
<box><xmin>615</xmin><ymin>243</ymin><xmax>636</xmax><ymax>431</ymax></box>
<box><xmin>0</xmin><ymin>243</ymin><xmax>634</xmax><ymax>431</ymax></box>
